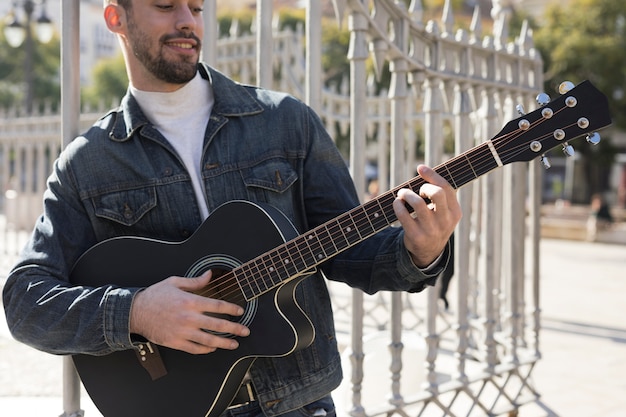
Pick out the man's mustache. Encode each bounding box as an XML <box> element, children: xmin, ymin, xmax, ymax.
<box><xmin>162</xmin><ymin>32</ymin><xmax>202</xmax><ymax>48</ymax></box>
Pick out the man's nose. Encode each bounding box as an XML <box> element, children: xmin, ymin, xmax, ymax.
<box><xmin>175</xmin><ymin>7</ymin><xmax>198</xmax><ymax>35</ymax></box>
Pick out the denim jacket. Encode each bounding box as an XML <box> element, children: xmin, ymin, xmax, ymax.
<box><xmin>3</xmin><ymin>64</ymin><xmax>449</xmax><ymax>416</ymax></box>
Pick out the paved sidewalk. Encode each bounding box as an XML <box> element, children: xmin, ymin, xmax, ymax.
<box><xmin>1</xmin><ymin>238</ymin><xmax>625</xmax><ymax>416</ymax></box>
<box><xmin>518</xmin><ymin>238</ymin><xmax>626</xmax><ymax>417</ymax></box>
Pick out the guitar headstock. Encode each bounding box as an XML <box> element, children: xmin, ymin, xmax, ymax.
<box><xmin>493</xmin><ymin>80</ymin><xmax>611</xmax><ymax>167</ymax></box>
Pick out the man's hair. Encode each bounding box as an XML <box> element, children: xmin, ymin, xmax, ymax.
<box><xmin>103</xmin><ymin>0</ymin><xmax>132</xmax><ymax>11</ymax></box>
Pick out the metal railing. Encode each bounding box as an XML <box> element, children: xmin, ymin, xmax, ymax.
<box><xmin>0</xmin><ymin>1</ymin><xmax>543</xmax><ymax>416</ymax></box>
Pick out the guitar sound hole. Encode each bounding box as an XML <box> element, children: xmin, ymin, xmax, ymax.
<box><xmin>198</xmin><ymin>268</ymin><xmax>257</xmax><ymax>337</ymax></box>
<box><xmin>186</xmin><ymin>255</ymin><xmax>258</xmax><ymax>337</ymax></box>
<box><xmin>203</xmin><ymin>267</ymin><xmax>245</xmax><ymax>313</ymax></box>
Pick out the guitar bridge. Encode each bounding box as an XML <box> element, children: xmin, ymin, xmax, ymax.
<box><xmin>135</xmin><ymin>342</ymin><xmax>168</xmax><ymax>380</ymax></box>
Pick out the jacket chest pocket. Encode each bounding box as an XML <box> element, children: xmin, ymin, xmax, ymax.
<box><xmin>241</xmin><ymin>159</ymin><xmax>297</xmax><ymax>193</ymax></box>
<box><xmin>240</xmin><ymin>159</ymin><xmax>298</xmax><ymax>218</ymax></box>
<box><xmin>92</xmin><ymin>186</ymin><xmax>157</xmax><ymax>227</ymax></box>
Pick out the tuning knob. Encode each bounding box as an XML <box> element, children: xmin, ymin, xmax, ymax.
<box><xmin>562</xmin><ymin>142</ymin><xmax>575</xmax><ymax>157</ymax></box>
<box><xmin>541</xmin><ymin>154</ymin><xmax>552</xmax><ymax>169</ymax></box>
<box><xmin>536</xmin><ymin>92</ymin><xmax>551</xmax><ymax>106</ymax></box>
<box><xmin>586</xmin><ymin>132</ymin><xmax>601</xmax><ymax>145</ymax></box>
<box><xmin>559</xmin><ymin>81</ymin><xmax>575</xmax><ymax>94</ymax></box>
<box><xmin>516</xmin><ymin>104</ymin><xmax>526</xmax><ymax>116</ymax></box>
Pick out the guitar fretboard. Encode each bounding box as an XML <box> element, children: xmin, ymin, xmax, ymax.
<box><xmin>234</xmin><ymin>141</ymin><xmax>501</xmax><ymax>300</ymax></box>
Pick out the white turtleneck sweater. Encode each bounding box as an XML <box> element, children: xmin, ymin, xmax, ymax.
<box><xmin>130</xmin><ymin>73</ymin><xmax>214</xmax><ymax>219</ymax></box>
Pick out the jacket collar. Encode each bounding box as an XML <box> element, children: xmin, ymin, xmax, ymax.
<box><xmin>108</xmin><ymin>63</ymin><xmax>264</xmax><ymax>142</ymax></box>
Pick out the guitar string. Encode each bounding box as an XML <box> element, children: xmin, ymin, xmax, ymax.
<box><xmin>196</xmin><ymin>98</ymin><xmax>585</xmax><ymax>303</ymax></box>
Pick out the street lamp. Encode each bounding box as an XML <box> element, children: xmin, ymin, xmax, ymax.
<box><xmin>3</xmin><ymin>0</ymin><xmax>55</xmax><ymax>114</ymax></box>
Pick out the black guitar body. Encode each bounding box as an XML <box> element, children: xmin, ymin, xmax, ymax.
<box><xmin>70</xmin><ymin>201</ymin><xmax>315</xmax><ymax>417</ymax></box>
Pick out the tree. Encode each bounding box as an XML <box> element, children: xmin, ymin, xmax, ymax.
<box><xmin>0</xmin><ymin>32</ymin><xmax>60</xmax><ymax>112</ymax></box>
<box><xmin>82</xmin><ymin>53</ymin><xmax>128</xmax><ymax>110</ymax></box>
<box><xmin>534</xmin><ymin>0</ymin><xmax>626</xmax><ymax>128</ymax></box>
<box><xmin>533</xmin><ymin>0</ymin><xmax>623</xmax><ymax>198</ymax></box>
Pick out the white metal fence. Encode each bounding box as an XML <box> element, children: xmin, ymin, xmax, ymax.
<box><xmin>0</xmin><ymin>0</ymin><xmax>544</xmax><ymax>416</ymax></box>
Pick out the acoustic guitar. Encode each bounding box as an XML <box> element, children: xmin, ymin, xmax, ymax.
<box><xmin>70</xmin><ymin>80</ymin><xmax>611</xmax><ymax>417</ymax></box>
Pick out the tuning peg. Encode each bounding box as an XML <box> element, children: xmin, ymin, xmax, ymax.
<box><xmin>586</xmin><ymin>132</ymin><xmax>601</xmax><ymax>145</ymax></box>
<box><xmin>536</xmin><ymin>92</ymin><xmax>551</xmax><ymax>106</ymax></box>
<box><xmin>542</xmin><ymin>107</ymin><xmax>554</xmax><ymax>119</ymax></box>
<box><xmin>541</xmin><ymin>154</ymin><xmax>552</xmax><ymax>169</ymax></box>
<box><xmin>562</xmin><ymin>142</ymin><xmax>575</xmax><ymax>157</ymax></box>
<box><xmin>516</xmin><ymin>104</ymin><xmax>526</xmax><ymax>116</ymax></box>
<box><xmin>558</xmin><ymin>81</ymin><xmax>575</xmax><ymax>94</ymax></box>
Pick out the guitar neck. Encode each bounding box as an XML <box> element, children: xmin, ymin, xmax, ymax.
<box><xmin>233</xmin><ymin>80</ymin><xmax>612</xmax><ymax>300</ymax></box>
<box><xmin>234</xmin><ymin>142</ymin><xmax>501</xmax><ymax>301</ymax></box>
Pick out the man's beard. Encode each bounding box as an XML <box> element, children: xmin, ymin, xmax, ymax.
<box><xmin>127</xmin><ymin>20</ymin><xmax>201</xmax><ymax>84</ymax></box>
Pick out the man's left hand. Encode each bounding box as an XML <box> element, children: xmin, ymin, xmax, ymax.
<box><xmin>393</xmin><ymin>164</ymin><xmax>462</xmax><ymax>268</ymax></box>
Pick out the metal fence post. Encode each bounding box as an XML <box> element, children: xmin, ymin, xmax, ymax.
<box><xmin>60</xmin><ymin>1</ymin><xmax>83</xmax><ymax>416</ymax></box>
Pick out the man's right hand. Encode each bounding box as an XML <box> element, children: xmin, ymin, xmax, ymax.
<box><xmin>129</xmin><ymin>270</ymin><xmax>250</xmax><ymax>354</ymax></box>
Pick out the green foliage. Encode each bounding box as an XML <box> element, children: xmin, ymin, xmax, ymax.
<box><xmin>0</xmin><ymin>31</ymin><xmax>60</xmax><ymax>112</ymax></box>
<box><xmin>534</xmin><ymin>0</ymin><xmax>626</xmax><ymax>129</ymax></box>
<box><xmin>82</xmin><ymin>53</ymin><xmax>128</xmax><ymax>109</ymax></box>
<box><xmin>320</xmin><ymin>23</ymin><xmax>350</xmax><ymax>90</ymax></box>
<box><xmin>422</xmin><ymin>0</ymin><xmax>464</xmax><ymax>10</ymax></box>
<box><xmin>533</xmin><ymin>0</ymin><xmax>624</xmax><ymax>196</ymax></box>
<box><xmin>216</xmin><ymin>9</ymin><xmax>255</xmax><ymax>36</ymax></box>
<box><xmin>275</xmin><ymin>7</ymin><xmax>306</xmax><ymax>32</ymax></box>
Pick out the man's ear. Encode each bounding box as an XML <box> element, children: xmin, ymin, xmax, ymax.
<box><xmin>104</xmin><ymin>4</ymin><xmax>125</xmax><ymax>34</ymax></box>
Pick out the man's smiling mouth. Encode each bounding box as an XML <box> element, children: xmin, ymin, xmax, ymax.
<box><xmin>167</xmin><ymin>42</ymin><xmax>194</xmax><ymax>49</ymax></box>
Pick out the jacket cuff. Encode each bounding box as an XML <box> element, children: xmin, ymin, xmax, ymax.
<box><xmin>397</xmin><ymin>235</ymin><xmax>451</xmax><ymax>281</ymax></box>
<box><xmin>103</xmin><ymin>287</ymin><xmax>143</xmax><ymax>351</ymax></box>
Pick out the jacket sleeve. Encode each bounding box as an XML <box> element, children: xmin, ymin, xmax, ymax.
<box><xmin>2</xmin><ymin>144</ymin><xmax>141</xmax><ymax>356</ymax></box>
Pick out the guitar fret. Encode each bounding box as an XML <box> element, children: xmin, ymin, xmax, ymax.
<box><xmin>378</xmin><ymin>194</ymin><xmax>397</xmax><ymax>224</ymax></box>
<box><xmin>304</xmin><ymin>231</ymin><xmax>328</xmax><ymax>263</ymax></box>
<box><xmin>276</xmin><ymin>245</ymin><xmax>298</xmax><ymax>278</ymax></box>
<box><xmin>259</xmin><ymin>260</ymin><xmax>277</xmax><ymax>287</ymax></box>
<box><xmin>239</xmin><ymin>261</ymin><xmax>263</xmax><ymax>298</ymax></box>
<box><xmin>301</xmin><ymin>238</ymin><xmax>319</xmax><ymax>269</ymax></box>
<box><xmin>287</xmin><ymin>238</ymin><xmax>313</xmax><ymax>271</ymax></box>
<box><xmin>363</xmin><ymin>199</ymin><xmax>391</xmax><ymax>231</ymax></box>
<box><xmin>259</xmin><ymin>252</ymin><xmax>281</xmax><ymax>293</ymax></box>
<box><xmin>297</xmin><ymin>235</ymin><xmax>319</xmax><ymax>267</ymax></box>
<box><xmin>326</xmin><ymin>221</ymin><xmax>350</xmax><ymax>252</ymax></box>
<box><xmin>236</xmin><ymin>267</ymin><xmax>256</xmax><ymax>300</ymax></box>
<box><xmin>320</xmin><ymin>224</ymin><xmax>340</xmax><ymax>254</ymax></box>
<box><xmin>443</xmin><ymin>163</ymin><xmax>460</xmax><ymax>189</ymax></box>
<box><xmin>353</xmin><ymin>205</ymin><xmax>376</xmax><ymax>237</ymax></box>
<box><xmin>337</xmin><ymin>213</ymin><xmax>361</xmax><ymax>245</ymax></box>
<box><xmin>463</xmin><ymin>154</ymin><xmax>478</xmax><ymax>181</ymax></box>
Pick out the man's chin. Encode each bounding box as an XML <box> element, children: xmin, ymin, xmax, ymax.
<box><xmin>158</xmin><ymin>63</ymin><xmax>198</xmax><ymax>84</ymax></box>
